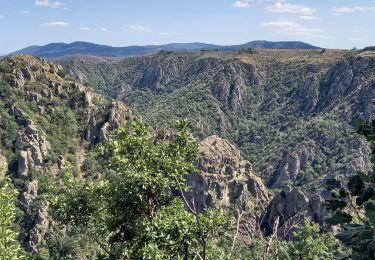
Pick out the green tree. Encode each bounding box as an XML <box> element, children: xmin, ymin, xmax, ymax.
<box><xmin>0</xmin><ymin>175</ymin><xmax>24</xmax><ymax>259</ymax></box>
<box><xmin>325</xmin><ymin>120</ymin><xmax>375</xmax><ymax>259</ymax></box>
<box><xmin>285</xmin><ymin>220</ymin><xmax>344</xmax><ymax>260</ymax></box>
<box><xmin>246</xmin><ymin>219</ymin><xmax>342</xmax><ymax>260</ymax></box>
<box><xmin>50</xmin><ymin>120</ymin><xmax>231</xmax><ymax>259</ymax></box>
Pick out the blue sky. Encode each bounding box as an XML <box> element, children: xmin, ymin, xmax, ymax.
<box><xmin>0</xmin><ymin>0</ymin><xmax>374</xmax><ymax>53</ymax></box>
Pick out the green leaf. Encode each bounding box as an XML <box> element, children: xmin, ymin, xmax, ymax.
<box><xmin>356</xmin><ymin>187</ymin><xmax>375</xmax><ymax>206</ymax></box>
<box><xmin>357</xmin><ymin>171</ymin><xmax>370</xmax><ymax>183</ymax></box>
<box><xmin>326</xmin><ymin>178</ymin><xmax>341</xmax><ymax>191</ymax></box>
<box><xmin>326</xmin><ymin>211</ymin><xmax>352</xmax><ymax>225</ymax></box>
<box><xmin>364</xmin><ymin>200</ymin><xmax>375</xmax><ymax>226</ymax></box>
<box><xmin>348</xmin><ymin>175</ymin><xmax>364</xmax><ymax>196</ymax></box>
<box><xmin>325</xmin><ymin>199</ymin><xmax>347</xmax><ymax>211</ymax></box>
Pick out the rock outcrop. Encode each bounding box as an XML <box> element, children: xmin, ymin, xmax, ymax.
<box><xmin>270</xmin><ymin>148</ymin><xmax>314</xmax><ymax>188</ymax></box>
<box><xmin>261</xmin><ymin>188</ymin><xmax>325</xmax><ymax>238</ymax></box>
<box><xmin>15</xmin><ymin>124</ymin><xmax>51</xmax><ymax>178</ymax></box>
<box><xmin>0</xmin><ymin>151</ymin><xmax>6</xmax><ymax>175</ymax></box>
<box><xmin>315</xmin><ymin>56</ymin><xmax>375</xmax><ymax>122</ymax></box>
<box><xmin>298</xmin><ymin>75</ymin><xmax>320</xmax><ymax>112</ymax></box>
<box><xmin>2</xmin><ymin>55</ymin><xmax>138</xmax><ymax>253</ymax></box>
<box><xmin>85</xmin><ymin>100</ymin><xmax>135</xmax><ymax>144</ymax></box>
<box><xmin>10</xmin><ymin>55</ymin><xmax>62</xmax><ymax>88</ymax></box>
<box><xmin>186</xmin><ymin>135</ymin><xmax>270</xmax><ymax>212</ymax></box>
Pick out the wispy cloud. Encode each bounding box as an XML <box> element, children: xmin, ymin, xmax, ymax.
<box><xmin>41</xmin><ymin>21</ymin><xmax>70</xmax><ymax>27</ymax></box>
<box><xmin>266</xmin><ymin>1</ymin><xmax>315</xmax><ymax>15</ymax></box>
<box><xmin>100</xmin><ymin>27</ymin><xmax>107</xmax><ymax>31</ymax></box>
<box><xmin>262</xmin><ymin>21</ymin><xmax>322</xmax><ymax>37</ymax></box>
<box><xmin>79</xmin><ymin>27</ymin><xmax>91</xmax><ymax>31</ymax></box>
<box><xmin>299</xmin><ymin>15</ymin><xmax>319</xmax><ymax>20</ymax></box>
<box><xmin>35</xmin><ymin>0</ymin><xmax>64</xmax><ymax>8</ymax></box>
<box><xmin>332</xmin><ymin>6</ymin><xmax>375</xmax><ymax>15</ymax></box>
<box><xmin>233</xmin><ymin>0</ymin><xmax>252</xmax><ymax>8</ymax></box>
<box><xmin>123</xmin><ymin>24</ymin><xmax>151</xmax><ymax>33</ymax></box>
<box><xmin>0</xmin><ymin>15</ymin><xmax>4</xmax><ymax>19</ymax></box>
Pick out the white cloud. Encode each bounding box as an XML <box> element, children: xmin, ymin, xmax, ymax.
<box><xmin>36</xmin><ymin>0</ymin><xmax>63</xmax><ymax>8</ymax></box>
<box><xmin>266</xmin><ymin>1</ymin><xmax>315</xmax><ymax>15</ymax></box>
<box><xmin>123</xmin><ymin>24</ymin><xmax>151</xmax><ymax>33</ymax></box>
<box><xmin>100</xmin><ymin>27</ymin><xmax>107</xmax><ymax>31</ymax></box>
<box><xmin>262</xmin><ymin>21</ymin><xmax>322</xmax><ymax>37</ymax></box>
<box><xmin>233</xmin><ymin>1</ymin><xmax>252</xmax><ymax>8</ymax></box>
<box><xmin>332</xmin><ymin>6</ymin><xmax>375</xmax><ymax>15</ymax></box>
<box><xmin>41</xmin><ymin>21</ymin><xmax>69</xmax><ymax>27</ymax></box>
<box><xmin>299</xmin><ymin>15</ymin><xmax>319</xmax><ymax>20</ymax></box>
<box><xmin>79</xmin><ymin>27</ymin><xmax>91</xmax><ymax>31</ymax></box>
<box><xmin>0</xmin><ymin>15</ymin><xmax>4</xmax><ymax>18</ymax></box>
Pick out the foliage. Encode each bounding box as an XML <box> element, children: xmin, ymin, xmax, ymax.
<box><xmin>49</xmin><ymin>120</ymin><xmax>232</xmax><ymax>259</ymax></box>
<box><xmin>0</xmin><ymin>174</ymin><xmax>24</xmax><ymax>259</ymax></box>
<box><xmin>325</xmin><ymin>120</ymin><xmax>375</xmax><ymax>259</ymax></box>
<box><xmin>247</xmin><ymin>220</ymin><xmax>343</xmax><ymax>260</ymax></box>
<box><xmin>58</xmin><ymin>50</ymin><xmax>362</xmax><ymax>193</ymax></box>
<box><xmin>285</xmin><ymin>220</ymin><xmax>344</xmax><ymax>260</ymax></box>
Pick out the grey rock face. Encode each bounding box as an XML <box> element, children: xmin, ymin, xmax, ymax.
<box><xmin>270</xmin><ymin>148</ymin><xmax>314</xmax><ymax>188</ymax></box>
<box><xmin>314</xmin><ymin>57</ymin><xmax>375</xmax><ymax>122</ymax></box>
<box><xmin>0</xmin><ymin>152</ymin><xmax>6</xmax><ymax>175</ymax></box>
<box><xmin>26</xmin><ymin>205</ymin><xmax>50</xmax><ymax>253</ymax></box>
<box><xmin>299</xmin><ymin>75</ymin><xmax>320</xmax><ymax>112</ymax></box>
<box><xmin>186</xmin><ymin>135</ymin><xmax>270</xmax><ymax>212</ymax></box>
<box><xmin>187</xmin><ymin>57</ymin><xmax>260</xmax><ymax>111</ymax></box>
<box><xmin>85</xmin><ymin>100</ymin><xmax>135</xmax><ymax>144</ymax></box>
<box><xmin>15</xmin><ymin>124</ymin><xmax>50</xmax><ymax>178</ymax></box>
<box><xmin>261</xmin><ymin>188</ymin><xmax>324</xmax><ymax>238</ymax></box>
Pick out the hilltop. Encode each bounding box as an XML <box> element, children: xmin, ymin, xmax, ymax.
<box><xmin>10</xmin><ymin>40</ymin><xmax>320</xmax><ymax>59</ymax></box>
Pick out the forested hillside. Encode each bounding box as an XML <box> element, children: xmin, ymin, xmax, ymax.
<box><xmin>59</xmin><ymin>49</ymin><xmax>375</xmax><ymax>193</ymax></box>
<box><xmin>1</xmin><ymin>51</ymin><xmax>375</xmax><ymax>258</ymax></box>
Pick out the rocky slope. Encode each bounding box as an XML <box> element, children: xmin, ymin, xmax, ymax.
<box><xmin>187</xmin><ymin>135</ymin><xmax>270</xmax><ymax>212</ymax></box>
<box><xmin>0</xmin><ymin>55</ymin><xmax>137</xmax><ymax>254</ymax></box>
<box><xmin>1</xmin><ymin>55</ymin><xmax>275</xmax><ymax>255</ymax></box>
<box><xmin>58</xmin><ymin>49</ymin><xmax>375</xmax><ymax>195</ymax></box>
<box><xmin>3</xmin><ymin>50</ymin><xmax>375</xmax><ymax>256</ymax></box>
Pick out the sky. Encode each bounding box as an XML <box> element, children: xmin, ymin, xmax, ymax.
<box><xmin>0</xmin><ymin>0</ymin><xmax>374</xmax><ymax>54</ymax></box>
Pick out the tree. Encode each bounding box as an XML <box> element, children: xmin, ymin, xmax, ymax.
<box><xmin>50</xmin><ymin>120</ymin><xmax>231</xmax><ymax>259</ymax></box>
<box><xmin>245</xmin><ymin>219</ymin><xmax>342</xmax><ymax>260</ymax></box>
<box><xmin>285</xmin><ymin>220</ymin><xmax>344</xmax><ymax>260</ymax></box>
<box><xmin>325</xmin><ymin>120</ymin><xmax>375</xmax><ymax>259</ymax></box>
<box><xmin>0</xmin><ymin>174</ymin><xmax>24</xmax><ymax>259</ymax></box>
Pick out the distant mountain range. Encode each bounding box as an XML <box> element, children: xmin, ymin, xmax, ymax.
<box><xmin>10</xmin><ymin>40</ymin><xmax>321</xmax><ymax>59</ymax></box>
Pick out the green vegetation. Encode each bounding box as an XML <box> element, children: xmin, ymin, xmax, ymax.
<box><xmin>325</xmin><ymin>121</ymin><xmax>375</xmax><ymax>259</ymax></box>
<box><xmin>49</xmin><ymin>120</ymin><xmax>231</xmax><ymax>259</ymax></box>
<box><xmin>248</xmin><ymin>220</ymin><xmax>343</xmax><ymax>260</ymax></box>
<box><xmin>59</xmin><ymin>50</ymin><xmax>365</xmax><ymax>192</ymax></box>
<box><xmin>0</xmin><ymin>174</ymin><xmax>24</xmax><ymax>259</ymax></box>
<box><xmin>0</xmin><ymin>51</ymin><xmax>372</xmax><ymax>258</ymax></box>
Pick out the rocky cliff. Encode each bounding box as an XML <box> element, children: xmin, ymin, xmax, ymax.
<box><xmin>58</xmin><ymin>50</ymin><xmax>375</xmax><ymax>194</ymax></box>
<box><xmin>0</xmin><ymin>55</ymin><xmax>273</xmax><ymax>253</ymax></box>
<box><xmin>187</xmin><ymin>135</ymin><xmax>270</xmax><ymax>212</ymax></box>
<box><xmin>0</xmin><ymin>55</ymin><xmax>136</xmax><ymax>253</ymax></box>
<box><xmin>2</xmin><ymin>50</ymin><xmax>375</xmax><ymax>254</ymax></box>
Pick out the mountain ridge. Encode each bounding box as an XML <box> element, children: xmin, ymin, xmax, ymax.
<box><xmin>10</xmin><ymin>40</ymin><xmax>321</xmax><ymax>59</ymax></box>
